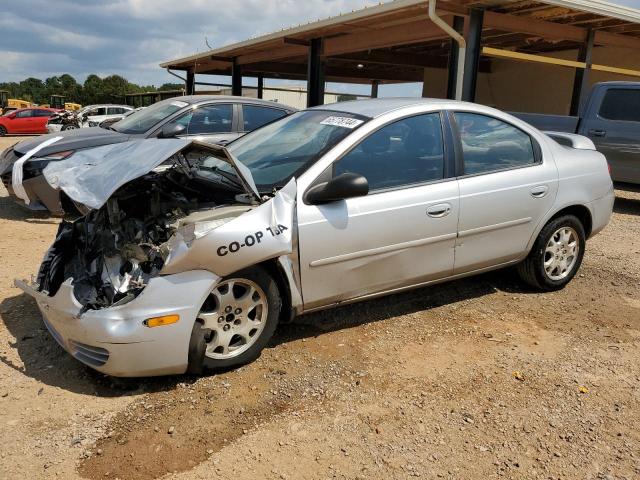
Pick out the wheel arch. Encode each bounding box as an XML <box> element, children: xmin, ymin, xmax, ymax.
<box><xmin>547</xmin><ymin>204</ymin><xmax>593</xmax><ymax>238</ymax></box>
<box><xmin>256</xmin><ymin>257</ymin><xmax>298</xmax><ymax>323</ymax></box>
<box><xmin>525</xmin><ymin>203</ymin><xmax>593</xmax><ymax>256</ymax></box>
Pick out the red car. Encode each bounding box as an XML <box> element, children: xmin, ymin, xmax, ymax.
<box><xmin>0</xmin><ymin>108</ymin><xmax>60</xmax><ymax>136</ymax></box>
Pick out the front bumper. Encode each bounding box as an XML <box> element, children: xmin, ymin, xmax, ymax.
<box><xmin>16</xmin><ymin>270</ymin><xmax>219</xmax><ymax>377</ymax></box>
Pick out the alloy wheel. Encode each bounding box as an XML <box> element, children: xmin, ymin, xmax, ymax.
<box><xmin>197</xmin><ymin>279</ymin><xmax>268</xmax><ymax>360</ymax></box>
<box><xmin>543</xmin><ymin>226</ymin><xmax>579</xmax><ymax>281</ymax></box>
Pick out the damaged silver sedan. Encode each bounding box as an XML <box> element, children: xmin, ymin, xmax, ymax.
<box><xmin>17</xmin><ymin>99</ymin><xmax>614</xmax><ymax>376</ymax></box>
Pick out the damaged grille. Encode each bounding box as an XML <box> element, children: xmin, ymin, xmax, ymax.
<box><xmin>68</xmin><ymin>340</ymin><xmax>110</xmax><ymax>367</ymax></box>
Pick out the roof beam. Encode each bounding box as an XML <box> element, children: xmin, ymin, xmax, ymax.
<box><xmin>484</xmin><ymin>10</ymin><xmax>640</xmax><ymax>50</ymax></box>
<box><xmin>238</xmin><ymin>61</ymin><xmax>426</xmax><ymax>82</ymax></box>
<box><xmin>336</xmin><ymin>50</ymin><xmax>445</xmax><ymax>68</ymax></box>
<box><xmin>323</xmin><ymin>16</ymin><xmax>452</xmax><ymax>56</ymax></box>
<box><xmin>484</xmin><ymin>11</ymin><xmax>585</xmax><ymax>42</ymax></box>
<box><xmin>236</xmin><ymin>44</ymin><xmax>308</xmax><ymax>65</ymax></box>
<box><xmin>283</xmin><ymin>37</ymin><xmax>311</xmax><ymax>46</ymax></box>
<box><xmin>595</xmin><ymin>30</ymin><xmax>640</xmax><ymax>49</ymax></box>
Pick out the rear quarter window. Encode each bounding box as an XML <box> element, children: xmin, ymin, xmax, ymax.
<box><xmin>598</xmin><ymin>89</ymin><xmax>640</xmax><ymax>122</ymax></box>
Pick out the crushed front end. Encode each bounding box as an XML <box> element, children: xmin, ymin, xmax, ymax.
<box><xmin>15</xmin><ymin>138</ymin><xmax>297</xmax><ymax>376</ymax></box>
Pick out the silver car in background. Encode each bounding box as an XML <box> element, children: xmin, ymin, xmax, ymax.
<box><xmin>17</xmin><ymin>98</ymin><xmax>614</xmax><ymax>377</ymax></box>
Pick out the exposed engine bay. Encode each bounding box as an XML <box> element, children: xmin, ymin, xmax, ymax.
<box><xmin>47</xmin><ymin>110</ymin><xmax>82</xmax><ymax>130</ymax></box>
<box><xmin>35</xmin><ymin>142</ymin><xmax>258</xmax><ymax>312</ymax></box>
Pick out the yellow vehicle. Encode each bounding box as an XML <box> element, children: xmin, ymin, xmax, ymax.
<box><xmin>64</xmin><ymin>102</ymin><xmax>82</xmax><ymax>111</ymax></box>
<box><xmin>0</xmin><ymin>92</ymin><xmax>32</xmax><ymax>114</ymax></box>
<box><xmin>8</xmin><ymin>99</ymin><xmax>31</xmax><ymax>109</ymax></box>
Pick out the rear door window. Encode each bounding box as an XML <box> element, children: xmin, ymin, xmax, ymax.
<box><xmin>598</xmin><ymin>89</ymin><xmax>640</xmax><ymax>122</ymax></box>
<box><xmin>454</xmin><ymin>112</ymin><xmax>536</xmax><ymax>175</ymax></box>
<box><xmin>175</xmin><ymin>104</ymin><xmax>233</xmax><ymax>134</ymax></box>
<box><xmin>87</xmin><ymin>107</ymin><xmax>107</xmax><ymax>116</ymax></box>
<box><xmin>242</xmin><ymin>105</ymin><xmax>288</xmax><ymax>131</ymax></box>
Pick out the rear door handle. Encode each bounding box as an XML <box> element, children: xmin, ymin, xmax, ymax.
<box><xmin>530</xmin><ymin>185</ymin><xmax>549</xmax><ymax>198</ymax></box>
<box><xmin>426</xmin><ymin>203</ymin><xmax>452</xmax><ymax>218</ymax></box>
<box><xmin>588</xmin><ymin>129</ymin><xmax>606</xmax><ymax>137</ymax></box>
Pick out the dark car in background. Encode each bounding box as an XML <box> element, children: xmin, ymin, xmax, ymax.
<box><xmin>0</xmin><ymin>96</ymin><xmax>296</xmax><ymax>215</ymax></box>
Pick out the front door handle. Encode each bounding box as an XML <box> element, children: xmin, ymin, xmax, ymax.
<box><xmin>530</xmin><ymin>185</ymin><xmax>549</xmax><ymax>198</ymax></box>
<box><xmin>426</xmin><ymin>203</ymin><xmax>452</xmax><ymax>218</ymax></box>
<box><xmin>588</xmin><ymin>129</ymin><xmax>606</xmax><ymax>137</ymax></box>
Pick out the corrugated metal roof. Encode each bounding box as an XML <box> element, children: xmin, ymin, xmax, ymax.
<box><xmin>160</xmin><ymin>0</ymin><xmax>640</xmax><ymax>81</ymax></box>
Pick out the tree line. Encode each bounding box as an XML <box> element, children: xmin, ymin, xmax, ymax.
<box><xmin>0</xmin><ymin>74</ymin><xmax>183</xmax><ymax>105</ymax></box>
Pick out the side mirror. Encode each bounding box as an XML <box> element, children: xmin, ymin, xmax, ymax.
<box><xmin>8</xmin><ymin>113</ymin><xmax>16</xmax><ymax>119</ymax></box>
<box><xmin>305</xmin><ymin>172</ymin><xmax>369</xmax><ymax>205</ymax></box>
<box><xmin>159</xmin><ymin>123</ymin><xmax>186</xmax><ymax>138</ymax></box>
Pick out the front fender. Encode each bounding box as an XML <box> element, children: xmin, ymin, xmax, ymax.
<box><xmin>162</xmin><ymin>179</ymin><xmax>297</xmax><ymax>277</ymax></box>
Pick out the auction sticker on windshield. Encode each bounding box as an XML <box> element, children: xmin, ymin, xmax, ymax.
<box><xmin>320</xmin><ymin>116</ymin><xmax>364</xmax><ymax>129</ymax></box>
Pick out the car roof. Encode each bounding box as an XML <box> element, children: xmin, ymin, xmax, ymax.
<box><xmin>310</xmin><ymin>97</ymin><xmax>478</xmax><ymax>118</ymax></box>
<box><xmin>178</xmin><ymin>95</ymin><xmax>297</xmax><ymax>111</ymax></box>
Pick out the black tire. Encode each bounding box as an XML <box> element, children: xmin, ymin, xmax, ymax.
<box><xmin>187</xmin><ymin>265</ymin><xmax>281</xmax><ymax>373</ymax></box>
<box><xmin>61</xmin><ymin>124</ymin><xmax>77</xmax><ymax>131</ymax></box>
<box><xmin>517</xmin><ymin>215</ymin><xmax>586</xmax><ymax>291</ymax></box>
<box><xmin>0</xmin><ymin>125</ymin><xmax>6</xmax><ymax>136</ymax></box>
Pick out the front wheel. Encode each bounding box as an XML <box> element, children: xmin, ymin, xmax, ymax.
<box><xmin>187</xmin><ymin>265</ymin><xmax>281</xmax><ymax>373</ymax></box>
<box><xmin>517</xmin><ymin>215</ymin><xmax>586</xmax><ymax>291</ymax></box>
<box><xmin>62</xmin><ymin>124</ymin><xmax>78</xmax><ymax>131</ymax></box>
<box><xmin>0</xmin><ymin>125</ymin><xmax>6</xmax><ymax>136</ymax></box>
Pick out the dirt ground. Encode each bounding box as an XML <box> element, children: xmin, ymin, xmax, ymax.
<box><xmin>0</xmin><ymin>135</ymin><xmax>638</xmax><ymax>480</ymax></box>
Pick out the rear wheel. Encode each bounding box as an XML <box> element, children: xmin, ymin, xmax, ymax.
<box><xmin>0</xmin><ymin>125</ymin><xmax>6</xmax><ymax>136</ymax></box>
<box><xmin>517</xmin><ymin>215</ymin><xmax>585</xmax><ymax>291</ymax></box>
<box><xmin>187</xmin><ymin>265</ymin><xmax>281</xmax><ymax>373</ymax></box>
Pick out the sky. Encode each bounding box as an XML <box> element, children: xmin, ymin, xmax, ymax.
<box><xmin>1</xmin><ymin>0</ymin><xmax>640</xmax><ymax>97</ymax></box>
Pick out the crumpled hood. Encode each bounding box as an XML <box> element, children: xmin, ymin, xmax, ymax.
<box><xmin>13</xmin><ymin>127</ymin><xmax>131</xmax><ymax>157</ymax></box>
<box><xmin>42</xmin><ymin>138</ymin><xmax>260</xmax><ymax>211</ymax></box>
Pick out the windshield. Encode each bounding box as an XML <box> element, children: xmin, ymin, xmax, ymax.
<box><xmin>197</xmin><ymin>110</ymin><xmax>368</xmax><ymax>192</ymax></box>
<box><xmin>112</xmin><ymin>99</ymin><xmax>188</xmax><ymax>134</ymax></box>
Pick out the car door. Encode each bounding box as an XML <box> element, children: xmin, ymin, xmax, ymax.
<box><xmin>106</xmin><ymin>107</ymin><xmax>125</xmax><ymax>123</ymax></box>
<box><xmin>84</xmin><ymin>107</ymin><xmax>107</xmax><ymax>126</ymax></box>
<box><xmin>581</xmin><ymin>87</ymin><xmax>640</xmax><ymax>184</ymax></box>
<box><xmin>12</xmin><ymin>109</ymin><xmax>35</xmax><ymax>133</ymax></box>
<box><xmin>297</xmin><ymin>112</ymin><xmax>459</xmax><ymax>309</ymax></box>
<box><xmin>32</xmin><ymin>109</ymin><xmax>54</xmax><ymax>133</ymax></box>
<box><xmin>452</xmin><ymin>111</ymin><xmax>558</xmax><ymax>274</ymax></box>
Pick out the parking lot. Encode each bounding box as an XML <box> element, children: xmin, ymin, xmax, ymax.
<box><xmin>0</xmin><ymin>133</ymin><xmax>638</xmax><ymax>479</ymax></box>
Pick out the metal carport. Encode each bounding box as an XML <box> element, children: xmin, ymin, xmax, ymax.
<box><xmin>160</xmin><ymin>0</ymin><xmax>640</xmax><ymax>114</ymax></box>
